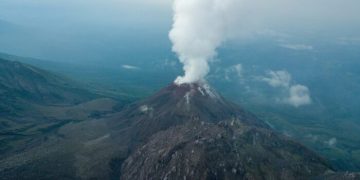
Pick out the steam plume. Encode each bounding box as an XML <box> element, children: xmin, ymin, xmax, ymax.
<box><xmin>169</xmin><ymin>0</ymin><xmax>234</xmax><ymax>84</ymax></box>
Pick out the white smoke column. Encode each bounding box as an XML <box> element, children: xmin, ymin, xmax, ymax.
<box><xmin>169</xmin><ymin>0</ymin><xmax>234</xmax><ymax>84</ymax></box>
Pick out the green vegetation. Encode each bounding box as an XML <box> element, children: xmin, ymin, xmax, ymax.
<box><xmin>0</xmin><ymin>57</ymin><xmax>132</xmax><ymax>162</ymax></box>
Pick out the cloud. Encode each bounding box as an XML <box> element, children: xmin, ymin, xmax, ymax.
<box><xmin>262</xmin><ymin>70</ymin><xmax>291</xmax><ymax>88</ymax></box>
<box><xmin>325</xmin><ymin>137</ymin><xmax>337</xmax><ymax>147</ymax></box>
<box><xmin>306</xmin><ymin>134</ymin><xmax>319</xmax><ymax>142</ymax></box>
<box><xmin>255</xmin><ymin>29</ymin><xmax>290</xmax><ymax>39</ymax></box>
<box><xmin>337</xmin><ymin>37</ymin><xmax>360</xmax><ymax>45</ymax></box>
<box><xmin>280</xmin><ymin>44</ymin><xmax>314</xmax><ymax>51</ymax></box>
<box><xmin>232</xmin><ymin>64</ymin><xmax>243</xmax><ymax>77</ymax></box>
<box><xmin>262</xmin><ymin>70</ymin><xmax>312</xmax><ymax>107</ymax></box>
<box><xmin>122</xmin><ymin>65</ymin><xmax>140</xmax><ymax>70</ymax></box>
<box><xmin>286</xmin><ymin>84</ymin><xmax>312</xmax><ymax>107</ymax></box>
<box><xmin>164</xmin><ymin>59</ymin><xmax>177</xmax><ymax>67</ymax></box>
<box><xmin>224</xmin><ymin>64</ymin><xmax>243</xmax><ymax>81</ymax></box>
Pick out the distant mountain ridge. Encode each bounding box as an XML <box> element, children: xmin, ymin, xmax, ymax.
<box><xmin>0</xmin><ymin>57</ymin><xmax>95</xmax><ymax>106</ymax></box>
<box><xmin>0</xmin><ymin>20</ymin><xmax>19</xmax><ymax>34</ymax></box>
<box><xmin>0</xmin><ymin>58</ymin><xmax>122</xmax><ymax>169</ymax></box>
<box><xmin>0</xmin><ymin>57</ymin><xmax>98</xmax><ymax>124</ymax></box>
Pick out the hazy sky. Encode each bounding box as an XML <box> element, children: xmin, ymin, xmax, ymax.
<box><xmin>0</xmin><ymin>0</ymin><xmax>172</xmax><ymax>30</ymax></box>
<box><xmin>0</xmin><ymin>0</ymin><xmax>359</xmax><ymax>62</ymax></box>
<box><xmin>1</xmin><ymin>0</ymin><xmax>358</xmax><ymax>30</ymax></box>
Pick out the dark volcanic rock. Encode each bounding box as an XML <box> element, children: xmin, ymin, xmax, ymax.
<box><xmin>313</xmin><ymin>172</ymin><xmax>360</xmax><ymax>180</ymax></box>
<box><xmin>116</xmin><ymin>83</ymin><xmax>340</xmax><ymax>180</ymax></box>
<box><xmin>110</xmin><ymin>83</ymin><xmax>268</xmax><ymax>145</ymax></box>
<box><xmin>315</xmin><ymin>172</ymin><xmax>360</xmax><ymax>180</ymax></box>
<box><xmin>121</xmin><ymin>119</ymin><xmax>333</xmax><ymax>180</ymax></box>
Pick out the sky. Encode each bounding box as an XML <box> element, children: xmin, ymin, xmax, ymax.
<box><xmin>0</xmin><ymin>0</ymin><xmax>173</xmax><ymax>63</ymax></box>
<box><xmin>0</xmin><ymin>0</ymin><xmax>359</xmax><ymax>63</ymax></box>
<box><xmin>0</xmin><ymin>0</ymin><xmax>172</xmax><ymax>30</ymax></box>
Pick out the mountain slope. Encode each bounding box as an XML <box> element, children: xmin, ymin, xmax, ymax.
<box><xmin>0</xmin><ymin>58</ymin><xmax>95</xmax><ymax>107</ymax></box>
<box><xmin>110</xmin><ymin>83</ymin><xmax>268</xmax><ymax>144</ymax></box>
<box><xmin>0</xmin><ymin>58</ymin><xmax>123</xmax><ymax>165</ymax></box>
<box><xmin>0</xmin><ymin>57</ymin><xmax>102</xmax><ymax>134</ymax></box>
<box><xmin>1</xmin><ymin>80</ymin><xmax>357</xmax><ymax>179</ymax></box>
<box><xmin>121</xmin><ymin>119</ymin><xmax>332</xmax><ymax>179</ymax></box>
<box><xmin>116</xmin><ymin>83</ymin><xmax>334</xmax><ymax>179</ymax></box>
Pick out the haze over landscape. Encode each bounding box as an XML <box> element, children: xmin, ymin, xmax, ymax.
<box><xmin>1</xmin><ymin>0</ymin><xmax>360</xmax><ymax>179</ymax></box>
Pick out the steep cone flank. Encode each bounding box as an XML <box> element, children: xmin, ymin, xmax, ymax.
<box><xmin>121</xmin><ymin>120</ymin><xmax>333</xmax><ymax>180</ymax></box>
<box><xmin>110</xmin><ymin>83</ymin><xmax>268</xmax><ymax>143</ymax></box>
<box><xmin>113</xmin><ymin>83</ymin><xmax>335</xmax><ymax>180</ymax></box>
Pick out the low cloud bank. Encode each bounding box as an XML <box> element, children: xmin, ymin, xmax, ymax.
<box><xmin>122</xmin><ymin>65</ymin><xmax>140</xmax><ymax>70</ymax></box>
<box><xmin>280</xmin><ymin>44</ymin><xmax>314</xmax><ymax>51</ymax></box>
<box><xmin>224</xmin><ymin>64</ymin><xmax>243</xmax><ymax>81</ymax></box>
<box><xmin>262</xmin><ymin>70</ymin><xmax>312</xmax><ymax>107</ymax></box>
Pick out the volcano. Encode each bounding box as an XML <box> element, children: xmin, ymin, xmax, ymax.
<box><xmin>109</xmin><ymin>83</ymin><xmax>337</xmax><ymax>179</ymax></box>
<box><xmin>1</xmin><ymin>78</ymin><xmax>357</xmax><ymax>179</ymax></box>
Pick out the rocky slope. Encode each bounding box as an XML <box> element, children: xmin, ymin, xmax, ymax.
<box><xmin>121</xmin><ymin>119</ymin><xmax>332</xmax><ymax>179</ymax></box>
<box><xmin>119</xmin><ymin>83</ymin><xmax>334</xmax><ymax>180</ymax></box>
<box><xmin>110</xmin><ymin>83</ymin><xmax>268</xmax><ymax>145</ymax></box>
